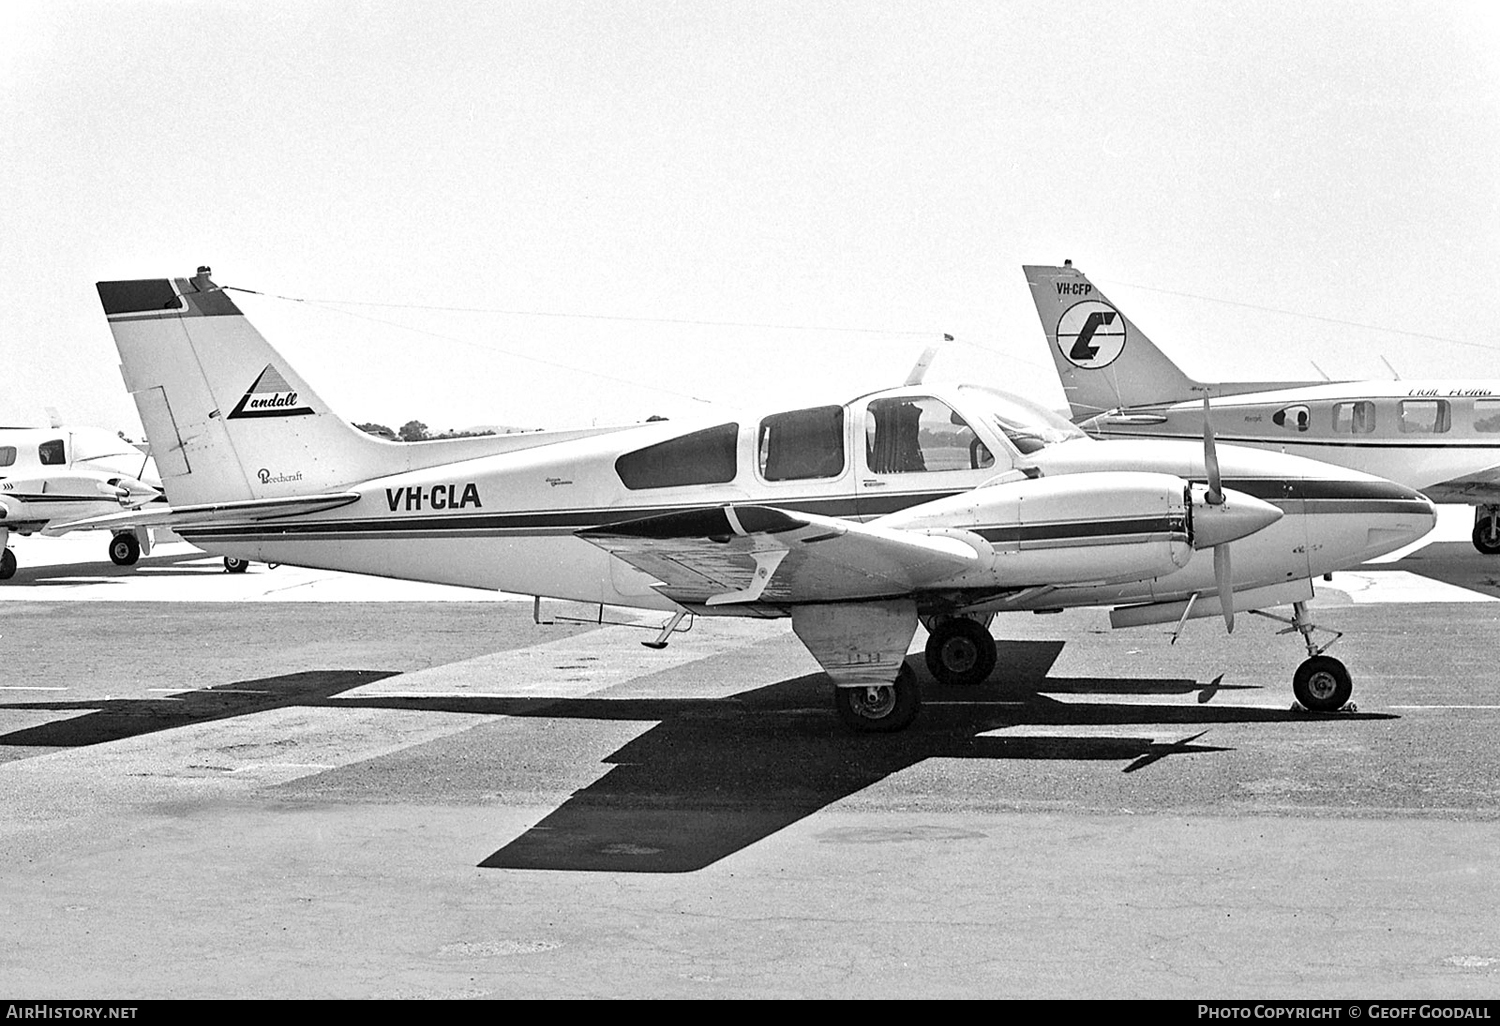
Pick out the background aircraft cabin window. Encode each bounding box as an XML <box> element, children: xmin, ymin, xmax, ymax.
<box><xmin>615</xmin><ymin>422</ymin><xmax>739</xmax><ymax>489</ymax></box>
<box><xmin>1332</xmin><ymin>401</ymin><xmax>1375</xmax><ymax>434</ymax></box>
<box><xmin>0</xmin><ymin>446</ymin><xmax>14</xmax><ymax>467</ymax></box>
<box><xmin>865</xmin><ymin>396</ymin><xmax>989</xmax><ymax>474</ymax></box>
<box><xmin>1398</xmin><ymin>400</ymin><xmax>1450</xmax><ymax>434</ymax></box>
<box><xmin>758</xmin><ymin>406</ymin><xmax>845</xmax><ymax>481</ymax></box>
<box><xmin>38</xmin><ymin>439</ymin><xmax>65</xmax><ymax>465</ymax></box>
<box><xmin>1271</xmin><ymin>405</ymin><xmax>1310</xmax><ymax>432</ymax></box>
<box><xmin>1474</xmin><ymin>399</ymin><xmax>1500</xmax><ymax>433</ymax></box>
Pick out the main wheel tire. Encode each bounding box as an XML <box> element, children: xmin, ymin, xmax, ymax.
<box><xmin>0</xmin><ymin>548</ymin><xmax>15</xmax><ymax>581</ymax></box>
<box><xmin>108</xmin><ymin>533</ymin><xmax>141</xmax><ymax>566</ymax></box>
<box><xmin>1293</xmin><ymin>655</ymin><xmax>1353</xmax><ymax>712</ymax></box>
<box><xmin>833</xmin><ymin>664</ymin><xmax>921</xmax><ymax>733</ymax></box>
<box><xmin>223</xmin><ymin>556</ymin><xmax>251</xmax><ymax>574</ymax></box>
<box><xmin>1473</xmin><ymin>516</ymin><xmax>1500</xmax><ymax>555</ymax></box>
<box><xmin>924</xmin><ymin>616</ymin><xmax>998</xmax><ymax>686</ymax></box>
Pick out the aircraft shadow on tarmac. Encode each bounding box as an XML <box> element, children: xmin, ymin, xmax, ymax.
<box><xmin>1383</xmin><ymin>542</ymin><xmax>1500</xmax><ymax>596</ymax></box>
<box><xmin>4</xmin><ymin>551</ymin><xmax>232</xmax><ymax>586</ymax></box>
<box><xmin>0</xmin><ymin>639</ymin><xmax>1398</xmax><ymax>874</ymax></box>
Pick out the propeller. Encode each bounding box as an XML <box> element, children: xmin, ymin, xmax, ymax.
<box><xmin>1202</xmin><ymin>395</ymin><xmax>1233</xmax><ymax>632</ymax></box>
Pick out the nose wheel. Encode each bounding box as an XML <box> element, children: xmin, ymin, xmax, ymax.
<box><xmin>1250</xmin><ymin>599</ymin><xmax>1353</xmax><ymax>712</ymax></box>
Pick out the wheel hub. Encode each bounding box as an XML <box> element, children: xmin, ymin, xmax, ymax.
<box><xmin>853</xmin><ymin>685</ymin><xmax>896</xmax><ymax>719</ymax></box>
<box><xmin>940</xmin><ymin>638</ymin><xmax>978</xmax><ymax>674</ymax></box>
<box><xmin>1305</xmin><ymin>671</ymin><xmax>1339</xmax><ymax>701</ymax></box>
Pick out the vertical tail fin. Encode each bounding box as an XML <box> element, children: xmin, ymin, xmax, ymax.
<box><xmin>1022</xmin><ymin>262</ymin><xmax>1201</xmax><ymax>419</ymax></box>
<box><xmin>97</xmin><ymin>268</ymin><xmax>403</xmax><ymax>507</ymax></box>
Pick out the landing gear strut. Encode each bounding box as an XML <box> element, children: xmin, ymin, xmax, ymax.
<box><xmin>833</xmin><ymin>664</ymin><xmax>921</xmax><ymax>733</ymax></box>
<box><xmin>1473</xmin><ymin>506</ymin><xmax>1500</xmax><ymax>555</ymax></box>
<box><xmin>1251</xmin><ymin>599</ymin><xmax>1351</xmax><ymax>712</ymax></box>
<box><xmin>923</xmin><ymin>615</ymin><xmax>997</xmax><ymax>686</ymax></box>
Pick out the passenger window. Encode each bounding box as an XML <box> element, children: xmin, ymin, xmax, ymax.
<box><xmin>1332</xmin><ymin>401</ymin><xmax>1375</xmax><ymax>434</ymax></box>
<box><xmin>615</xmin><ymin>423</ymin><xmax>739</xmax><ymax>489</ymax></box>
<box><xmin>865</xmin><ymin>397</ymin><xmax>992</xmax><ymax>474</ymax></box>
<box><xmin>0</xmin><ymin>446</ymin><xmax>14</xmax><ymax>467</ymax></box>
<box><xmin>1398</xmin><ymin>400</ymin><xmax>1450</xmax><ymax>434</ymax></box>
<box><xmin>1474</xmin><ymin>399</ymin><xmax>1500</xmax><ymax>433</ymax></box>
<box><xmin>38</xmin><ymin>439</ymin><xmax>66</xmax><ymax>465</ymax></box>
<box><xmin>758</xmin><ymin>406</ymin><xmax>845</xmax><ymax>481</ymax></box>
<box><xmin>1271</xmin><ymin>405</ymin><xmax>1310</xmax><ymax>432</ymax></box>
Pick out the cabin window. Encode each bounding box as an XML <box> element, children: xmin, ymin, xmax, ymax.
<box><xmin>615</xmin><ymin>423</ymin><xmax>739</xmax><ymax>489</ymax></box>
<box><xmin>1398</xmin><ymin>400</ymin><xmax>1450</xmax><ymax>434</ymax></box>
<box><xmin>1474</xmin><ymin>399</ymin><xmax>1500</xmax><ymax>433</ymax></box>
<box><xmin>865</xmin><ymin>396</ymin><xmax>992</xmax><ymax>474</ymax></box>
<box><xmin>1271</xmin><ymin>405</ymin><xmax>1310</xmax><ymax>432</ymax></box>
<box><xmin>758</xmin><ymin>406</ymin><xmax>845</xmax><ymax>481</ymax></box>
<box><xmin>38</xmin><ymin>439</ymin><xmax>65</xmax><ymax>465</ymax></box>
<box><xmin>0</xmin><ymin>446</ymin><xmax>14</xmax><ymax>467</ymax></box>
<box><xmin>1332</xmin><ymin>401</ymin><xmax>1375</xmax><ymax>434</ymax></box>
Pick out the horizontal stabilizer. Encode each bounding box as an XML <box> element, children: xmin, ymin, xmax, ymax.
<box><xmin>56</xmin><ymin>492</ymin><xmax>360</xmax><ymax>532</ymax></box>
<box><xmin>579</xmin><ymin>503</ymin><xmax>979</xmax><ymax>606</ymax></box>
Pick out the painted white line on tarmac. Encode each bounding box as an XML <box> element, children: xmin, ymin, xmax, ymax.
<box><xmin>0</xmin><ymin>686</ymin><xmax>68</xmax><ymax>691</ymax></box>
<box><xmin>1386</xmin><ymin>704</ymin><xmax>1500</xmax><ymax>710</ymax></box>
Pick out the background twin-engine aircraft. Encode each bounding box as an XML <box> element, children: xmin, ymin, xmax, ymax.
<box><xmin>1025</xmin><ymin>262</ymin><xmax>1500</xmax><ymax>555</ymax></box>
<box><xmin>78</xmin><ymin>269</ymin><xmax>1436</xmax><ymax>732</ymax></box>
<box><xmin>0</xmin><ymin>412</ymin><xmax>162</xmax><ymax>579</ymax></box>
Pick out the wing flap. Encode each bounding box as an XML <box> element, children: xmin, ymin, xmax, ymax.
<box><xmin>578</xmin><ymin>503</ymin><xmax>980</xmax><ymax>605</ymax></box>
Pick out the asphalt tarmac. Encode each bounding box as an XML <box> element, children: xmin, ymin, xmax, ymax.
<box><xmin>2</xmin><ymin>529</ymin><xmax>1499</xmax><ymax>999</ymax></box>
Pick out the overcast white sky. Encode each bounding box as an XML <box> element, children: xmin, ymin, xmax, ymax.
<box><xmin>2</xmin><ymin>0</ymin><xmax>1498</xmax><ymax>435</ymax></box>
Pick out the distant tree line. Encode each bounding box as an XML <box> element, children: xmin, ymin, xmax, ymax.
<box><xmin>354</xmin><ymin>421</ymin><xmax>500</xmax><ymax>442</ymax></box>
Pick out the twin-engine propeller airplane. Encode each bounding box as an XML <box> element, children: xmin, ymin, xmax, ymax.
<box><xmin>1025</xmin><ymin>261</ymin><xmax>1500</xmax><ymax>555</ymax></box>
<box><xmin>0</xmin><ymin>416</ymin><xmax>162</xmax><ymax>579</ymax></box>
<box><xmin>76</xmin><ymin>268</ymin><xmax>1436</xmax><ymax>731</ymax></box>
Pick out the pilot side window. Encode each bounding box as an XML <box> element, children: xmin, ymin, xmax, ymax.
<box><xmin>0</xmin><ymin>446</ymin><xmax>14</xmax><ymax>468</ymax></box>
<box><xmin>1474</xmin><ymin>399</ymin><xmax>1500</xmax><ymax>433</ymax></box>
<box><xmin>38</xmin><ymin>439</ymin><xmax>66</xmax><ymax>465</ymax></box>
<box><xmin>1332</xmin><ymin>401</ymin><xmax>1375</xmax><ymax>434</ymax></box>
<box><xmin>1398</xmin><ymin>400</ymin><xmax>1450</xmax><ymax>434</ymax></box>
<box><xmin>758</xmin><ymin>406</ymin><xmax>845</xmax><ymax>481</ymax></box>
<box><xmin>615</xmin><ymin>423</ymin><xmax>739</xmax><ymax>490</ymax></box>
<box><xmin>1271</xmin><ymin>405</ymin><xmax>1310</xmax><ymax>432</ymax></box>
<box><xmin>865</xmin><ymin>397</ymin><xmax>992</xmax><ymax>474</ymax></box>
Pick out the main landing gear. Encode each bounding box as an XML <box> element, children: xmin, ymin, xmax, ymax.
<box><xmin>108</xmin><ymin>532</ymin><xmax>141</xmax><ymax>566</ymax></box>
<box><xmin>922</xmin><ymin>614</ymin><xmax>998</xmax><ymax>687</ymax></box>
<box><xmin>1473</xmin><ymin>506</ymin><xmax>1500</xmax><ymax>555</ymax></box>
<box><xmin>0</xmin><ymin>548</ymin><xmax>15</xmax><ymax>581</ymax></box>
<box><xmin>223</xmin><ymin>557</ymin><xmax>251</xmax><ymax>574</ymax></box>
<box><xmin>833</xmin><ymin>664</ymin><xmax>921</xmax><ymax>733</ymax></box>
<box><xmin>1252</xmin><ymin>599</ymin><xmax>1352</xmax><ymax>712</ymax></box>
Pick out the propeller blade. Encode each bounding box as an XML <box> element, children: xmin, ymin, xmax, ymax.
<box><xmin>1202</xmin><ymin>395</ymin><xmax>1224</xmax><ymax>505</ymax></box>
<box><xmin>1214</xmin><ymin>543</ymin><xmax>1234</xmax><ymax>633</ymax></box>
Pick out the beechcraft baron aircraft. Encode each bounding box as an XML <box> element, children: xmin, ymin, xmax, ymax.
<box><xmin>0</xmin><ymin>415</ymin><xmax>162</xmax><ymax>579</ymax></box>
<box><xmin>76</xmin><ymin>268</ymin><xmax>1435</xmax><ymax>731</ymax></box>
<box><xmin>1025</xmin><ymin>261</ymin><xmax>1500</xmax><ymax>555</ymax></box>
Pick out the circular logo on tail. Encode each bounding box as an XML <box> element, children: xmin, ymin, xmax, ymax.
<box><xmin>1056</xmin><ymin>300</ymin><xmax>1126</xmax><ymax>369</ymax></box>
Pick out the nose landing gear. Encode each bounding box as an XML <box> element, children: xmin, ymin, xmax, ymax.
<box><xmin>1251</xmin><ymin>600</ymin><xmax>1352</xmax><ymax>712</ymax></box>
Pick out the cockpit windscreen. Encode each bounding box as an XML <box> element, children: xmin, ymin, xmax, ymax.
<box><xmin>957</xmin><ymin>386</ymin><xmax>1086</xmax><ymax>454</ymax></box>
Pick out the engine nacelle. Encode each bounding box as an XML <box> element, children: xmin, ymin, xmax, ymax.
<box><xmin>876</xmin><ymin>471</ymin><xmax>1195</xmax><ymax>587</ymax></box>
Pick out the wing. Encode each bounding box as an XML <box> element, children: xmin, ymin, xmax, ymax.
<box><xmin>577</xmin><ymin>504</ymin><xmax>980</xmax><ymax>607</ymax></box>
<box><xmin>1419</xmin><ymin>463</ymin><xmax>1500</xmax><ymax>504</ymax></box>
<box><xmin>54</xmin><ymin>492</ymin><xmax>360</xmax><ymax>531</ymax></box>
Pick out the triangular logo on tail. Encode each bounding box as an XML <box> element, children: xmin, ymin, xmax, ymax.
<box><xmin>227</xmin><ymin>365</ymin><xmax>315</xmax><ymax>419</ymax></box>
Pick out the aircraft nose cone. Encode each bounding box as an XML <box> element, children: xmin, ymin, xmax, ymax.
<box><xmin>1190</xmin><ymin>487</ymin><xmax>1283</xmax><ymax>549</ymax></box>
